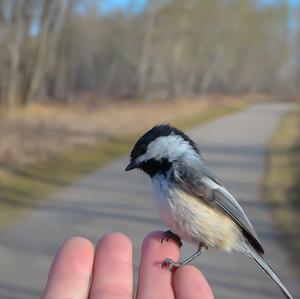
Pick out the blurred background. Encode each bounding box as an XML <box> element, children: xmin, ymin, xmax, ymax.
<box><xmin>1</xmin><ymin>0</ymin><xmax>300</xmax><ymax>105</ymax></box>
<box><xmin>0</xmin><ymin>0</ymin><xmax>299</xmax><ymax>298</ymax></box>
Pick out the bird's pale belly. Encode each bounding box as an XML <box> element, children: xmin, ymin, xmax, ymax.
<box><xmin>154</xmin><ymin>182</ymin><xmax>242</xmax><ymax>251</ymax></box>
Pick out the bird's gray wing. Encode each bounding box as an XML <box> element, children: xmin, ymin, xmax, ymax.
<box><xmin>173</xmin><ymin>159</ymin><xmax>264</xmax><ymax>254</ymax></box>
<box><xmin>197</xmin><ymin>159</ymin><xmax>224</xmax><ymax>186</ymax></box>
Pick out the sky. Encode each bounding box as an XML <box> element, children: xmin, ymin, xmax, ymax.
<box><xmin>31</xmin><ymin>0</ymin><xmax>300</xmax><ymax>35</ymax></box>
<box><xmin>97</xmin><ymin>0</ymin><xmax>299</xmax><ymax>30</ymax></box>
<box><xmin>100</xmin><ymin>0</ymin><xmax>147</xmax><ymax>13</ymax></box>
<box><xmin>261</xmin><ymin>0</ymin><xmax>299</xmax><ymax>6</ymax></box>
<box><xmin>99</xmin><ymin>0</ymin><xmax>300</xmax><ymax>13</ymax></box>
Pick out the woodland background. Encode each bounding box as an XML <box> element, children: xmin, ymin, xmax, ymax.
<box><xmin>0</xmin><ymin>0</ymin><xmax>299</xmax><ymax>108</ymax></box>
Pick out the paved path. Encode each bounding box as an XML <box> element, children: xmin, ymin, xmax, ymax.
<box><xmin>0</xmin><ymin>103</ymin><xmax>299</xmax><ymax>299</ymax></box>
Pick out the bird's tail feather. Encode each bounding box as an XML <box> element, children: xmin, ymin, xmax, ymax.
<box><xmin>243</xmin><ymin>243</ymin><xmax>293</xmax><ymax>299</ymax></box>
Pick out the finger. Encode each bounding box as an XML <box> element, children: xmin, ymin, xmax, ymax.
<box><xmin>137</xmin><ymin>231</ymin><xmax>180</xmax><ymax>299</ymax></box>
<box><xmin>173</xmin><ymin>265</ymin><xmax>214</xmax><ymax>299</ymax></box>
<box><xmin>89</xmin><ymin>232</ymin><xmax>133</xmax><ymax>299</ymax></box>
<box><xmin>42</xmin><ymin>236</ymin><xmax>94</xmax><ymax>299</ymax></box>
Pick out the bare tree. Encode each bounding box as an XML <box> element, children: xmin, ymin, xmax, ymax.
<box><xmin>0</xmin><ymin>0</ymin><xmax>298</xmax><ymax>108</ymax></box>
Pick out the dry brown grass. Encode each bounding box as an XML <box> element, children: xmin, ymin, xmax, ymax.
<box><xmin>265</xmin><ymin>104</ymin><xmax>300</xmax><ymax>264</ymax></box>
<box><xmin>0</xmin><ymin>95</ymin><xmax>252</xmax><ymax>181</ymax></box>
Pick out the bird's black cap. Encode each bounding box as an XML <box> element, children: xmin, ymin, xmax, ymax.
<box><xmin>129</xmin><ymin>124</ymin><xmax>200</xmax><ymax>160</ymax></box>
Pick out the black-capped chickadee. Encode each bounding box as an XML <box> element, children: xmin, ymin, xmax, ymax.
<box><xmin>125</xmin><ymin>124</ymin><xmax>293</xmax><ymax>299</ymax></box>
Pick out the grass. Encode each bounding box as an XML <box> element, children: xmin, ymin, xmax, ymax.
<box><xmin>0</xmin><ymin>100</ymin><xmax>247</xmax><ymax>230</ymax></box>
<box><xmin>265</xmin><ymin>104</ymin><xmax>300</xmax><ymax>264</ymax></box>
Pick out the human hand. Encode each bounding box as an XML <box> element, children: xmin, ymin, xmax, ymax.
<box><xmin>41</xmin><ymin>231</ymin><xmax>214</xmax><ymax>298</ymax></box>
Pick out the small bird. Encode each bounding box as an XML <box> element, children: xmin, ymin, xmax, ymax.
<box><xmin>125</xmin><ymin>124</ymin><xmax>293</xmax><ymax>299</ymax></box>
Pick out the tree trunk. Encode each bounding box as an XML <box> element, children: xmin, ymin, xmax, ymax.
<box><xmin>137</xmin><ymin>5</ymin><xmax>155</xmax><ymax>100</ymax></box>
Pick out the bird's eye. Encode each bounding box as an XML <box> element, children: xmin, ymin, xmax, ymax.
<box><xmin>139</xmin><ymin>144</ymin><xmax>147</xmax><ymax>155</ymax></box>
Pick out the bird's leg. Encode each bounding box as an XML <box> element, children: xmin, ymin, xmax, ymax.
<box><xmin>161</xmin><ymin>230</ymin><xmax>183</xmax><ymax>248</ymax></box>
<box><xmin>162</xmin><ymin>243</ymin><xmax>207</xmax><ymax>272</ymax></box>
<box><xmin>180</xmin><ymin>244</ymin><xmax>206</xmax><ymax>266</ymax></box>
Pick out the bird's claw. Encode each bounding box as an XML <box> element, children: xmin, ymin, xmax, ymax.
<box><xmin>161</xmin><ymin>230</ymin><xmax>183</xmax><ymax>247</ymax></box>
<box><xmin>161</xmin><ymin>258</ymin><xmax>181</xmax><ymax>272</ymax></box>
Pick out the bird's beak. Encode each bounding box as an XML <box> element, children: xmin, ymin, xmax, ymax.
<box><xmin>125</xmin><ymin>160</ymin><xmax>138</xmax><ymax>171</ymax></box>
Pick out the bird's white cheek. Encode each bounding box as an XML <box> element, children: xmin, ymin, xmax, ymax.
<box><xmin>137</xmin><ymin>153</ymin><xmax>148</xmax><ymax>163</ymax></box>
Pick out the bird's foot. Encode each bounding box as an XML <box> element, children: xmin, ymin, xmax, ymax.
<box><xmin>161</xmin><ymin>230</ymin><xmax>183</xmax><ymax>247</ymax></box>
<box><xmin>161</xmin><ymin>258</ymin><xmax>181</xmax><ymax>272</ymax></box>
